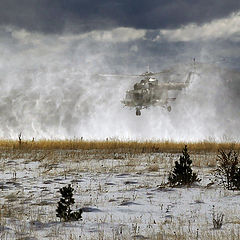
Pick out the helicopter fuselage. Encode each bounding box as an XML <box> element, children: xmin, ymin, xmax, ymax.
<box><xmin>122</xmin><ymin>76</ymin><xmax>190</xmax><ymax>115</ymax></box>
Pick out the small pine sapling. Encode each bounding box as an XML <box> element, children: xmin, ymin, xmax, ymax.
<box><xmin>168</xmin><ymin>145</ymin><xmax>201</xmax><ymax>186</ymax></box>
<box><xmin>56</xmin><ymin>184</ymin><xmax>82</xmax><ymax>221</ymax></box>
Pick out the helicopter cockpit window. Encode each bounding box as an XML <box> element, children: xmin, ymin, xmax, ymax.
<box><xmin>134</xmin><ymin>83</ymin><xmax>142</xmax><ymax>90</ymax></box>
<box><xmin>141</xmin><ymin>79</ymin><xmax>148</xmax><ymax>84</ymax></box>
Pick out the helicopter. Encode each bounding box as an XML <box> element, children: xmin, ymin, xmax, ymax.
<box><xmin>99</xmin><ymin>65</ymin><xmax>196</xmax><ymax>116</ymax></box>
<box><xmin>122</xmin><ymin>71</ymin><xmax>194</xmax><ymax>115</ymax></box>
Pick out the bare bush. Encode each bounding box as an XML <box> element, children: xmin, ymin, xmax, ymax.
<box><xmin>215</xmin><ymin>149</ymin><xmax>240</xmax><ymax>190</ymax></box>
<box><xmin>212</xmin><ymin>206</ymin><xmax>224</xmax><ymax>230</ymax></box>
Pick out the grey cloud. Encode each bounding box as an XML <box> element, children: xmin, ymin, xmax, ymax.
<box><xmin>0</xmin><ymin>0</ymin><xmax>239</xmax><ymax>33</ymax></box>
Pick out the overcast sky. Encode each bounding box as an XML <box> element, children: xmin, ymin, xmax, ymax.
<box><xmin>0</xmin><ymin>0</ymin><xmax>240</xmax><ymax>33</ymax></box>
<box><xmin>0</xmin><ymin>0</ymin><xmax>239</xmax><ymax>68</ymax></box>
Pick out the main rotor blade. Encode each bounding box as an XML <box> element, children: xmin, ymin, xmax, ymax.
<box><xmin>98</xmin><ymin>74</ymin><xmax>140</xmax><ymax>78</ymax></box>
<box><xmin>98</xmin><ymin>70</ymin><xmax>172</xmax><ymax>78</ymax></box>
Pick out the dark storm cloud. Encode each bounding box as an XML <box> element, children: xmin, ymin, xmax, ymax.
<box><xmin>0</xmin><ymin>0</ymin><xmax>239</xmax><ymax>33</ymax></box>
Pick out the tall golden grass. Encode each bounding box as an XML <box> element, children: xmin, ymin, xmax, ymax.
<box><xmin>0</xmin><ymin>139</ymin><xmax>238</xmax><ymax>153</ymax></box>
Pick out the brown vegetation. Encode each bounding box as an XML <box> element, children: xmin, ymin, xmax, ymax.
<box><xmin>0</xmin><ymin>139</ymin><xmax>238</xmax><ymax>154</ymax></box>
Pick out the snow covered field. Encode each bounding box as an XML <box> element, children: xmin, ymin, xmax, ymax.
<box><xmin>0</xmin><ymin>149</ymin><xmax>239</xmax><ymax>240</ymax></box>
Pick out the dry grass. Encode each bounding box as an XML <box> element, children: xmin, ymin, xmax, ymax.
<box><xmin>154</xmin><ymin>230</ymin><xmax>240</xmax><ymax>240</ymax></box>
<box><xmin>147</xmin><ymin>164</ymin><xmax>160</xmax><ymax>172</ymax></box>
<box><xmin>0</xmin><ymin>139</ymin><xmax>239</xmax><ymax>154</ymax></box>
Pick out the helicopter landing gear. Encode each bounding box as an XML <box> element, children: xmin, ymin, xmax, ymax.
<box><xmin>167</xmin><ymin>106</ymin><xmax>171</xmax><ymax>112</ymax></box>
<box><xmin>136</xmin><ymin>108</ymin><xmax>141</xmax><ymax>116</ymax></box>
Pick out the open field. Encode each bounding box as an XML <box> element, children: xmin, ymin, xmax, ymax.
<box><xmin>0</xmin><ymin>139</ymin><xmax>240</xmax><ymax>153</ymax></box>
<box><xmin>0</xmin><ymin>141</ymin><xmax>240</xmax><ymax>239</ymax></box>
